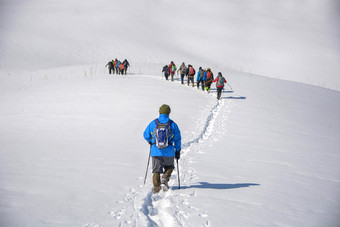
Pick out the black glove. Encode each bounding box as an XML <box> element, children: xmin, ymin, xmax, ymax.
<box><xmin>175</xmin><ymin>149</ymin><xmax>181</xmax><ymax>160</ymax></box>
<box><xmin>149</xmin><ymin>141</ymin><xmax>152</xmax><ymax>146</ymax></box>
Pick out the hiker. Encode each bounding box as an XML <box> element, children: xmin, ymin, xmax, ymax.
<box><xmin>169</xmin><ymin>61</ymin><xmax>176</xmax><ymax>81</ymax></box>
<box><xmin>105</xmin><ymin>60</ymin><xmax>114</xmax><ymax>74</ymax></box>
<box><xmin>143</xmin><ymin>104</ymin><xmax>181</xmax><ymax>193</ymax></box>
<box><xmin>177</xmin><ymin>62</ymin><xmax>187</xmax><ymax>84</ymax></box>
<box><xmin>162</xmin><ymin>65</ymin><xmax>170</xmax><ymax>80</ymax></box>
<box><xmin>187</xmin><ymin>65</ymin><xmax>196</xmax><ymax>87</ymax></box>
<box><xmin>115</xmin><ymin>60</ymin><xmax>121</xmax><ymax>74</ymax></box>
<box><xmin>119</xmin><ymin>62</ymin><xmax>125</xmax><ymax>75</ymax></box>
<box><xmin>196</xmin><ymin>67</ymin><xmax>205</xmax><ymax>90</ymax></box>
<box><xmin>122</xmin><ymin>59</ymin><xmax>130</xmax><ymax>75</ymax></box>
<box><xmin>203</xmin><ymin>68</ymin><xmax>214</xmax><ymax>93</ymax></box>
<box><xmin>113</xmin><ymin>59</ymin><xmax>118</xmax><ymax>74</ymax></box>
<box><xmin>213</xmin><ymin>72</ymin><xmax>227</xmax><ymax>100</ymax></box>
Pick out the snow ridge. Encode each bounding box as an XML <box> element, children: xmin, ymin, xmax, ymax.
<box><xmin>111</xmin><ymin>77</ymin><xmax>229</xmax><ymax>226</ymax></box>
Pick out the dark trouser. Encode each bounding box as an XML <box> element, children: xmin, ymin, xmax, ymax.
<box><xmin>164</xmin><ymin>74</ymin><xmax>169</xmax><ymax>80</ymax></box>
<box><xmin>116</xmin><ymin>67</ymin><xmax>119</xmax><ymax>74</ymax></box>
<box><xmin>205</xmin><ymin>80</ymin><xmax>212</xmax><ymax>92</ymax></box>
<box><xmin>197</xmin><ymin>80</ymin><xmax>204</xmax><ymax>90</ymax></box>
<box><xmin>180</xmin><ymin>74</ymin><xmax>185</xmax><ymax>84</ymax></box>
<box><xmin>187</xmin><ymin>76</ymin><xmax>194</xmax><ymax>87</ymax></box>
<box><xmin>170</xmin><ymin>73</ymin><xmax>175</xmax><ymax>81</ymax></box>
<box><xmin>124</xmin><ymin>67</ymin><xmax>128</xmax><ymax>75</ymax></box>
<box><xmin>109</xmin><ymin>67</ymin><xmax>113</xmax><ymax>74</ymax></box>
<box><xmin>217</xmin><ymin>87</ymin><xmax>223</xmax><ymax>100</ymax></box>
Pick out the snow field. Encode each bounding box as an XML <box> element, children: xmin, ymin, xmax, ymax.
<box><xmin>0</xmin><ymin>66</ymin><xmax>222</xmax><ymax>226</ymax></box>
<box><xmin>110</xmin><ymin>73</ymin><xmax>229</xmax><ymax>227</ymax></box>
<box><xmin>1</xmin><ymin>0</ymin><xmax>340</xmax><ymax>226</ymax></box>
<box><xmin>1</xmin><ymin>63</ymin><xmax>340</xmax><ymax>226</ymax></box>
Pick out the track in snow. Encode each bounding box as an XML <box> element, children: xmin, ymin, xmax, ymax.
<box><xmin>111</xmin><ymin>76</ymin><xmax>231</xmax><ymax>227</ymax></box>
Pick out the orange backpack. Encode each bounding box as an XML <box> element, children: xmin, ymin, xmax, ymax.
<box><xmin>207</xmin><ymin>71</ymin><xmax>213</xmax><ymax>79</ymax></box>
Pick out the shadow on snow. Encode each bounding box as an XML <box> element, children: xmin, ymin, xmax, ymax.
<box><xmin>222</xmin><ymin>96</ymin><xmax>247</xmax><ymax>99</ymax></box>
<box><xmin>172</xmin><ymin>182</ymin><xmax>260</xmax><ymax>190</ymax></box>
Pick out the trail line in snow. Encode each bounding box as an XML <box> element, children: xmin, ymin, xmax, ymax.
<box><xmin>111</xmin><ymin>75</ymin><xmax>231</xmax><ymax>227</ymax></box>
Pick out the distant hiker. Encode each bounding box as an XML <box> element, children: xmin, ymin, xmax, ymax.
<box><xmin>105</xmin><ymin>60</ymin><xmax>114</xmax><ymax>74</ymax></box>
<box><xmin>115</xmin><ymin>60</ymin><xmax>121</xmax><ymax>74</ymax></box>
<box><xmin>213</xmin><ymin>72</ymin><xmax>227</xmax><ymax>100</ymax></box>
<box><xmin>143</xmin><ymin>104</ymin><xmax>182</xmax><ymax>193</ymax></box>
<box><xmin>119</xmin><ymin>63</ymin><xmax>125</xmax><ymax>75</ymax></box>
<box><xmin>187</xmin><ymin>65</ymin><xmax>196</xmax><ymax>87</ymax></box>
<box><xmin>185</xmin><ymin>64</ymin><xmax>189</xmax><ymax>77</ymax></box>
<box><xmin>122</xmin><ymin>59</ymin><xmax>130</xmax><ymax>75</ymax></box>
<box><xmin>162</xmin><ymin>65</ymin><xmax>170</xmax><ymax>80</ymax></box>
<box><xmin>196</xmin><ymin>67</ymin><xmax>205</xmax><ymax>90</ymax></box>
<box><xmin>177</xmin><ymin>62</ymin><xmax>187</xmax><ymax>84</ymax></box>
<box><xmin>169</xmin><ymin>61</ymin><xmax>177</xmax><ymax>81</ymax></box>
<box><xmin>113</xmin><ymin>59</ymin><xmax>118</xmax><ymax>74</ymax></box>
<box><xmin>203</xmin><ymin>68</ymin><xmax>214</xmax><ymax>93</ymax></box>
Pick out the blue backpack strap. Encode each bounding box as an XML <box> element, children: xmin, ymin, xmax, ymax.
<box><xmin>154</xmin><ymin>118</ymin><xmax>160</xmax><ymax>126</ymax></box>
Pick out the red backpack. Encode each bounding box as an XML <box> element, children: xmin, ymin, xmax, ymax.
<box><xmin>207</xmin><ymin>71</ymin><xmax>213</xmax><ymax>79</ymax></box>
<box><xmin>189</xmin><ymin>67</ymin><xmax>194</xmax><ymax>75</ymax></box>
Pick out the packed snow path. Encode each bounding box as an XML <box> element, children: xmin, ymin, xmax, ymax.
<box><xmin>111</xmin><ymin>76</ymin><xmax>230</xmax><ymax>227</ymax></box>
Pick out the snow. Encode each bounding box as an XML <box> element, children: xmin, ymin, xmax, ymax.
<box><xmin>1</xmin><ymin>0</ymin><xmax>340</xmax><ymax>226</ymax></box>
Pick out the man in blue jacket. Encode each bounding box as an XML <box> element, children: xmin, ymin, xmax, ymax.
<box><xmin>143</xmin><ymin>104</ymin><xmax>181</xmax><ymax>193</ymax></box>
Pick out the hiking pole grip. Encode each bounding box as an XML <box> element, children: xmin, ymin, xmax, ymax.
<box><xmin>176</xmin><ymin>158</ymin><xmax>180</xmax><ymax>189</ymax></box>
<box><xmin>144</xmin><ymin>146</ymin><xmax>151</xmax><ymax>185</ymax></box>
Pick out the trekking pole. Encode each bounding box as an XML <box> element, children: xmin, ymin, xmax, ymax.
<box><xmin>143</xmin><ymin>146</ymin><xmax>151</xmax><ymax>185</ymax></box>
<box><xmin>227</xmin><ymin>82</ymin><xmax>233</xmax><ymax>90</ymax></box>
<box><xmin>176</xmin><ymin>159</ymin><xmax>180</xmax><ymax>189</ymax></box>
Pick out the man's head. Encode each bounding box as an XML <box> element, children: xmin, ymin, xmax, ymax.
<box><xmin>159</xmin><ymin>104</ymin><xmax>171</xmax><ymax>115</ymax></box>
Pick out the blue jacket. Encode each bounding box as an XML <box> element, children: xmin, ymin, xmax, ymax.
<box><xmin>196</xmin><ymin>70</ymin><xmax>203</xmax><ymax>81</ymax></box>
<box><xmin>203</xmin><ymin>71</ymin><xmax>207</xmax><ymax>81</ymax></box>
<box><xmin>143</xmin><ymin>114</ymin><xmax>181</xmax><ymax>157</ymax></box>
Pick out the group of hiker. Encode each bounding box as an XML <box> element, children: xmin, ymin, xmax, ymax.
<box><xmin>105</xmin><ymin>58</ymin><xmax>130</xmax><ymax>75</ymax></box>
<box><xmin>162</xmin><ymin>61</ymin><xmax>228</xmax><ymax>100</ymax></box>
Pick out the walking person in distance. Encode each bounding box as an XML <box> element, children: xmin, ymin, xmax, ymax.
<box><xmin>213</xmin><ymin>72</ymin><xmax>227</xmax><ymax>100</ymax></box>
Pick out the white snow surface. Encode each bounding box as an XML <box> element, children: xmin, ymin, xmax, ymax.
<box><xmin>1</xmin><ymin>0</ymin><xmax>340</xmax><ymax>227</ymax></box>
<box><xmin>1</xmin><ymin>0</ymin><xmax>340</xmax><ymax>90</ymax></box>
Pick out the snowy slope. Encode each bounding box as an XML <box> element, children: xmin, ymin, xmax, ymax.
<box><xmin>1</xmin><ymin>0</ymin><xmax>340</xmax><ymax>90</ymax></box>
<box><xmin>1</xmin><ymin>0</ymin><xmax>340</xmax><ymax>226</ymax></box>
<box><xmin>1</xmin><ymin>66</ymin><xmax>340</xmax><ymax>226</ymax></box>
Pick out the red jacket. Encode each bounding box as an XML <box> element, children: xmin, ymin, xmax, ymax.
<box><xmin>169</xmin><ymin>62</ymin><xmax>176</xmax><ymax>74</ymax></box>
<box><xmin>213</xmin><ymin>76</ymin><xmax>227</xmax><ymax>88</ymax></box>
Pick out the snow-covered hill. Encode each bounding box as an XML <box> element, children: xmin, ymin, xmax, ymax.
<box><xmin>1</xmin><ymin>0</ymin><xmax>340</xmax><ymax>226</ymax></box>
<box><xmin>1</xmin><ymin>0</ymin><xmax>339</xmax><ymax>90</ymax></box>
<box><xmin>1</xmin><ymin>66</ymin><xmax>339</xmax><ymax>226</ymax></box>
